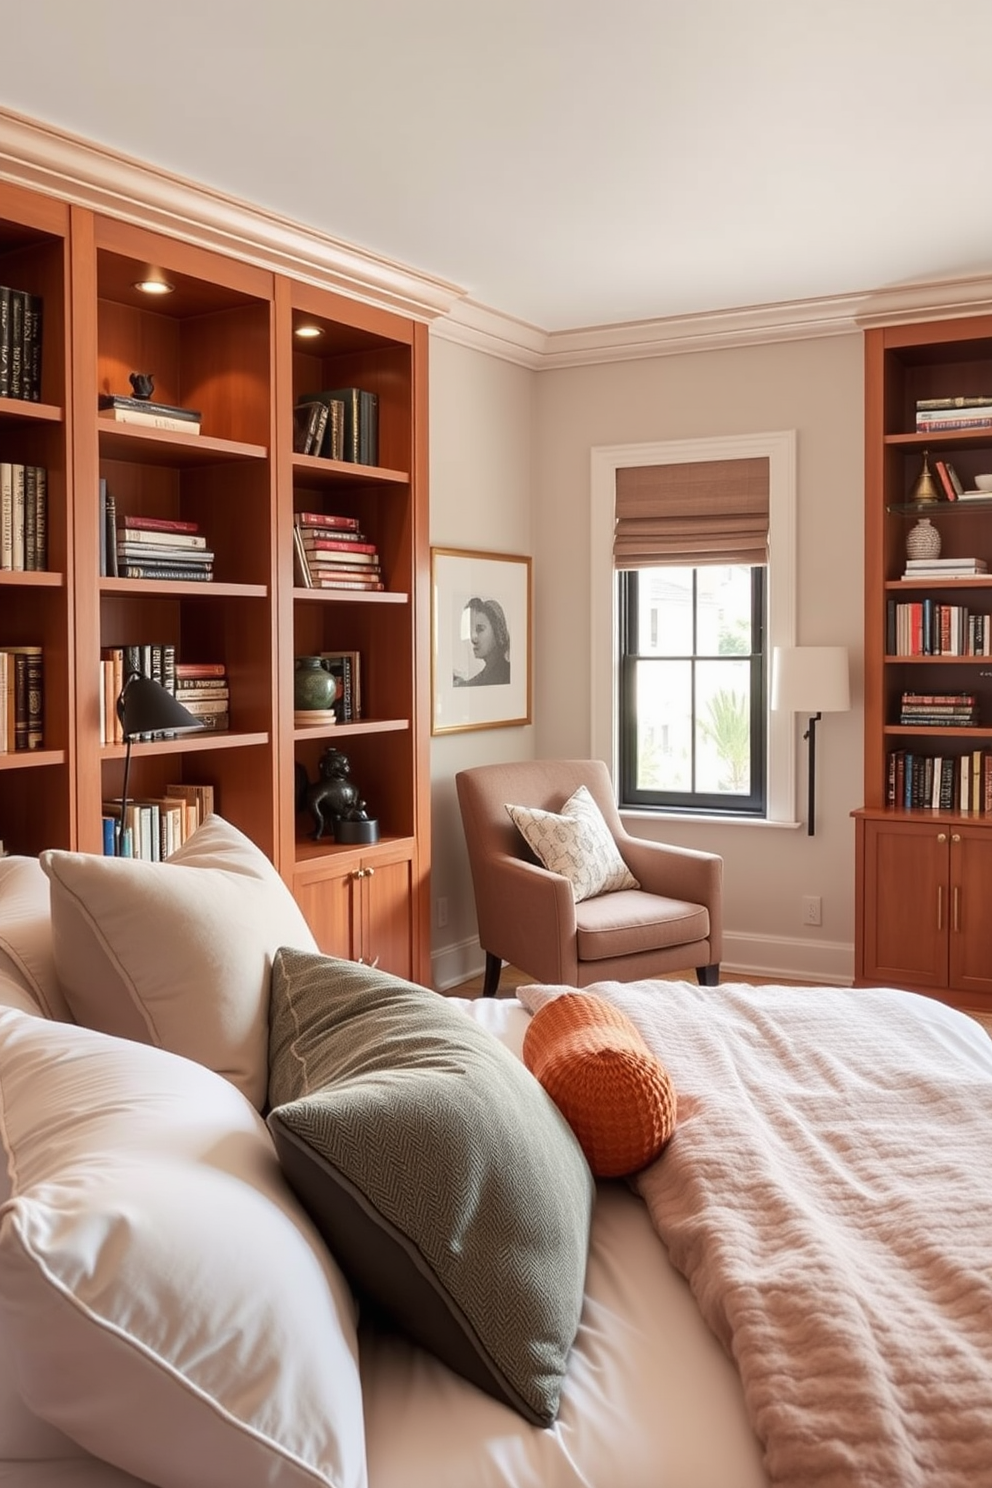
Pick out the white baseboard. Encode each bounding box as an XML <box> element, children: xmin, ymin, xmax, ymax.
<box><xmin>431</xmin><ymin>931</ymin><xmax>855</xmax><ymax>992</ymax></box>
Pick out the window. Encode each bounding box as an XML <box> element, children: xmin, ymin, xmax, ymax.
<box><xmin>589</xmin><ymin>432</ymin><xmax>797</xmax><ymax>826</ymax></box>
<box><xmin>619</xmin><ymin>565</ymin><xmax>766</xmax><ymax>814</ymax></box>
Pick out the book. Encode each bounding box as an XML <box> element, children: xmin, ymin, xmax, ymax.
<box><xmin>99</xmin><ymin>407</ymin><xmax>202</xmax><ymax>434</ymax></box>
<box><xmin>309</xmin><ymin>575</ymin><xmax>385</xmax><ymax>591</ymax></box>
<box><xmin>292</xmin><ymin>400</ymin><xmax>330</xmax><ymax>456</ymax></box>
<box><xmin>33</xmin><ymin>466</ymin><xmax>46</xmax><ymax>570</ymax></box>
<box><xmin>23</xmin><ymin>294</ymin><xmax>42</xmax><ymax>400</ymax></box>
<box><xmin>119</xmin><ymin>514</ymin><xmax>201</xmax><ymax>534</ymax></box>
<box><xmin>294</xmin><ymin>511</ymin><xmax>361</xmax><ymax>531</ymax></box>
<box><xmin>10</xmin><ymin>465</ymin><xmax>24</xmax><ymax>571</ymax></box>
<box><xmin>0</xmin><ymin>289</ymin><xmax>9</xmax><ymax>398</ymax></box>
<box><xmin>932</xmin><ymin>458</ymin><xmax>958</xmax><ymax>502</ymax></box>
<box><xmin>118</xmin><ymin>528</ymin><xmax>207</xmax><ymax>549</ymax></box>
<box><xmin>905</xmin><ymin>557</ymin><xmax>987</xmax><ymax>569</ymax></box>
<box><xmin>104</xmin><ymin>487</ymin><xmax>119</xmax><ymax>577</ymax></box>
<box><xmin>174</xmin><ymin>662</ymin><xmax>227</xmax><ymax>678</ymax></box>
<box><xmin>917</xmin><ymin>395</ymin><xmax>992</xmax><ymax>409</ymax></box>
<box><xmin>8</xmin><ymin>291</ymin><xmax>23</xmax><ymax>399</ymax></box>
<box><xmin>300</xmin><ymin>536</ymin><xmax>378</xmax><ymax>556</ymax></box>
<box><xmin>916</xmin><ymin>413</ymin><xmax>992</xmax><ymax>432</ymax></box>
<box><xmin>117</xmin><ymin>543</ymin><xmax>214</xmax><ymax>564</ymax></box>
<box><xmin>292</xmin><ymin>526</ymin><xmax>311</xmax><ymax>588</ymax></box>
<box><xmin>120</xmin><ymin>563</ymin><xmax>214</xmax><ymax>581</ymax></box>
<box><xmin>174</xmin><ymin>695</ymin><xmax>230</xmax><ymax>717</ymax></box>
<box><xmin>99</xmin><ymin>393</ymin><xmax>200</xmax><ymax>420</ymax></box>
<box><xmin>0</xmin><ymin>464</ymin><xmax>11</xmax><ymax>569</ymax></box>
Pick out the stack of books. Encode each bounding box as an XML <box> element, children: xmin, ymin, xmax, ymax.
<box><xmin>901</xmin><ymin>556</ymin><xmax>988</xmax><ymax>580</ymax></box>
<box><xmin>292</xmin><ymin>398</ymin><xmax>343</xmax><ymax>460</ymax></box>
<box><xmin>1</xmin><ymin>463</ymin><xmax>47</xmax><ymax>570</ymax></box>
<box><xmin>98</xmin><ymin>394</ymin><xmax>201</xmax><ymax>434</ymax></box>
<box><xmin>100</xmin><ymin>493</ymin><xmax>215</xmax><ymax>582</ymax></box>
<box><xmin>0</xmin><ymin>286</ymin><xmax>42</xmax><ymax>401</ymax></box>
<box><xmin>899</xmin><ymin>691</ymin><xmax>977</xmax><ymax>727</ymax></box>
<box><xmin>292</xmin><ymin>511</ymin><xmax>383</xmax><ymax>591</ymax></box>
<box><xmin>174</xmin><ymin>662</ymin><xmax>230</xmax><ymax>731</ymax></box>
<box><xmin>916</xmin><ymin>397</ymin><xmax>992</xmax><ymax>434</ymax></box>
<box><xmin>0</xmin><ymin>645</ymin><xmax>43</xmax><ymax>751</ymax></box>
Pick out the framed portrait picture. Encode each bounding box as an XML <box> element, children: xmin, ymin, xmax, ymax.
<box><xmin>431</xmin><ymin>547</ymin><xmax>532</xmax><ymax>734</ymax></box>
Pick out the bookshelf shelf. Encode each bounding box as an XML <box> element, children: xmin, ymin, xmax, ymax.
<box><xmin>99</xmin><ymin>731</ymin><xmax>269</xmax><ymax>760</ymax></box>
<box><xmin>856</xmin><ymin>313</ymin><xmax>992</xmax><ymax>1008</ymax></box>
<box><xmin>0</xmin><ymin>750</ymin><xmax>64</xmax><ymax>771</ymax></box>
<box><xmin>0</xmin><ymin>400</ymin><xmax>62</xmax><ymax>425</ymax></box>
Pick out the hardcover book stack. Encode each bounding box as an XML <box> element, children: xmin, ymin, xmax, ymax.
<box><xmin>899</xmin><ymin>690</ymin><xmax>977</xmax><ymax>727</ymax></box>
<box><xmin>887</xmin><ymin>747</ymin><xmax>992</xmax><ymax>814</ymax></box>
<box><xmin>297</xmin><ymin>386</ymin><xmax>378</xmax><ymax>464</ymax></box>
<box><xmin>292</xmin><ymin>511</ymin><xmax>384</xmax><ymax>591</ymax></box>
<box><xmin>0</xmin><ymin>645</ymin><xmax>43</xmax><ymax>752</ymax></box>
<box><xmin>917</xmin><ymin>396</ymin><xmax>992</xmax><ymax>435</ymax></box>
<box><xmin>0</xmin><ymin>286</ymin><xmax>42</xmax><ymax>401</ymax></box>
<box><xmin>98</xmin><ymin>394</ymin><xmax>201</xmax><ymax>435</ymax></box>
<box><xmin>99</xmin><ymin>488</ymin><xmax>215</xmax><ymax>582</ymax></box>
<box><xmin>1</xmin><ymin>462</ymin><xmax>47</xmax><ymax>570</ymax></box>
<box><xmin>173</xmin><ymin>662</ymin><xmax>230</xmax><ymax>732</ymax></box>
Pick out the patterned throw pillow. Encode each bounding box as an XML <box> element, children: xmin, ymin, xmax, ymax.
<box><xmin>505</xmin><ymin>784</ymin><xmax>640</xmax><ymax>902</ymax></box>
<box><xmin>267</xmin><ymin>949</ymin><xmax>594</xmax><ymax>1427</ymax></box>
<box><xmin>523</xmin><ymin>992</ymin><xmax>677</xmax><ymax>1177</ymax></box>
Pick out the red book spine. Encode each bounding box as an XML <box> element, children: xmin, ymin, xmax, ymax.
<box><xmin>302</xmin><ymin>537</ymin><xmax>377</xmax><ymax>554</ymax></box>
<box><xmin>119</xmin><ymin>514</ymin><xmax>201</xmax><ymax>533</ymax></box>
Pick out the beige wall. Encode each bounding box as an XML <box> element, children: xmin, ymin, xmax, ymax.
<box><xmin>429</xmin><ymin>326</ymin><xmax>866</xmax><ymax>988</ymax></box>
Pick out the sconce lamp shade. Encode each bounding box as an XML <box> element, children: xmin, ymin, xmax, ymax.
<box><xmin>117</xmin><ymin>674</ymin><xmax>205</xmax><ymax>740</ymax></box>
<box><xmin>771</xmin><ymin>646</ymin><xmax>850</xmax><ymax>715</ymax></box>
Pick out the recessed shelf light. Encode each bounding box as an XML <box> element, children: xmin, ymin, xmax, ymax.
<box><xmin>295</xmin><ymin>323</ymin><xmax>323</xmax><ymax>339</ymax></box>
<box><xmin>133</xmin><ymin>277</ymin><xmax>175</xmax><ymax>296</ymax></box>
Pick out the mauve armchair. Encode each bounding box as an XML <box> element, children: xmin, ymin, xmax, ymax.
<box><xmin>455</xmin><ymin>759</ymin><xmax>723</xmax><ymax>997</ymax></box>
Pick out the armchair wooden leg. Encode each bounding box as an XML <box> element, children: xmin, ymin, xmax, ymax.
<box><xmin>482</xmin><ymin>952</ymin><xmax>503</xmax><ymax>998</ymax></box>
<box><xmin>696</xmin><ymin>964</ymin><xmax>720</xmax><ymax>987</ymax></box>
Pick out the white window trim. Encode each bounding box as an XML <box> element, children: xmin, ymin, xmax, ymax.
<box><xmin>590</xmin><ymin>430</ymin><xmax>798</xmax><ymax>824</ymax></box>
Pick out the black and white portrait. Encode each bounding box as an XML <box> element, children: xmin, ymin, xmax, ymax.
<box><xmin>431</xmin><ymin>549</ymin><xmax>531</xmax><ymax>733</ymax></box>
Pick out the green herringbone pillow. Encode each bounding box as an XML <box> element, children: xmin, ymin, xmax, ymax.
<box><xmin>266</xmin><ymin>949</ymin><xmax>593</xmax><ymax>1426</ymax></box>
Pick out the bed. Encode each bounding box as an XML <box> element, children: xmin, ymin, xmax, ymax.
<box><xmin>0</xmin><ymin>822</ymin><xmax>990</xmax><ymax>1488</ymax></box>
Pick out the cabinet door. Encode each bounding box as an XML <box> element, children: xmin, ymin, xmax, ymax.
<box><xmin>294</xmin><ymin>860</ymin><xmax>359</xmax><ymax>961</ymax></box>
<box><xmin>862</xmin><ymin>819</ymin><xmax>948</xmax><ymax>989</ymax></box>
<box><xmin>949</xmin><ymin>828</ymin><xmax>992</xmax><ymax>998</ymax></box>
<box><xmin>363</xmin><ymin>847</ymin><xmax>415</xmax><ymax>979</ymax></box>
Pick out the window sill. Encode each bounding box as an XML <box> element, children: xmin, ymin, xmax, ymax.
<box><xmin>620</xmin><ymin>809</ymin><xmax>803</xmax><ymax>831</ymax></box>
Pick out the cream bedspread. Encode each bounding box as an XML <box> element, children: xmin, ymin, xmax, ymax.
<box><xmin>520</xmin><ymin>980</ymin><xmax>992</xmax><ymax>1488</ymax></box>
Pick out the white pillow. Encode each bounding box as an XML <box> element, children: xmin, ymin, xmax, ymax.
<box><xmin>0</xmin><ymin>1007</ymin><xmax>366</xmax><ymax>1488</ymax></box>
<box><xmin>506</xmin><ymin>785</ymin><xmax>640</xmax><ymax>903</ymax></box>
<box><xmin>40</xmin><ymin>815</ymin><xmax>317</xmax><ymax>1109</ymax></box>
<box><xmin>0</xmin><ymin>854</ymin><xmax>70</xmax><ymax>1019</ymax></box>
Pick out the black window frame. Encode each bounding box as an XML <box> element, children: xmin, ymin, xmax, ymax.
<box><xmin>618</xmin><ymin>566</ymin><xmax>767</xmax><ymax>816</ymax></box>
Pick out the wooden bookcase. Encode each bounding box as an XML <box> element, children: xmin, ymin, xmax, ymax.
<box><xmin>0</xmin><ymin>180</ymin><xmax>430</xmax><ymax>985</ymax></box>
<box><xmin>855</xmin><ymin>314</ymin><xmax>992</xmax><ymax>1010</ymax></box>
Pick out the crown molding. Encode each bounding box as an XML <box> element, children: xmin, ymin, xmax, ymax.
<box><xmin>435</xmin><ymin>275</ymin><xmax>992</xmax><ymax>369</ymax></box>
<box><xmin>3</xmin><ymin>103</ymin><xmax>992</xmax><ymax>361</ymax></box>
<box><xmin>0</xmin><ymin>106</ymin><xmax>466</xmax><ymax>323</ymax></box>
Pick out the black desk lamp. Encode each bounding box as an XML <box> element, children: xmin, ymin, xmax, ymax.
<box><xmin>115</xmin><ymin>674</ymin><xmax>205</xmax><ymax>857</ymax></box>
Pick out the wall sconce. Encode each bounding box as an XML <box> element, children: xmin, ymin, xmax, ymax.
<box><xmin>114</xmin><ymin>674</ymin><xmax>204</xmax><ymax>856</ymax></box>
<box><xmin>771</xmin><ymin>646</ymin><xmax>850</xmax><ymax>836</ymax></box>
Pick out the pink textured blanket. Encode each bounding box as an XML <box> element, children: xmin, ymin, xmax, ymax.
<box><xmin>520</xmin><ymin>980</ymin><xmax>992</xmax><ymax>1488</ymax></box>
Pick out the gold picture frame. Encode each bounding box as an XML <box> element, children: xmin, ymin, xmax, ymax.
<box><xmin>430</xmin><ymin>547</ymin><xmax>532</xmax><ymax>734</ymax></box>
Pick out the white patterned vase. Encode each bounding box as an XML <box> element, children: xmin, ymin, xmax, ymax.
<box><xmin>906</xmin><ymin>517</ymin><xmax>941</xmax><ymax>560</ymax></box>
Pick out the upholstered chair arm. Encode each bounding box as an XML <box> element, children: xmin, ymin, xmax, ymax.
<box><xmin>472</xmin><ymin>853</ymin><xmax>579</xmax><ymax>986</ymax></box>
<box><xmin>616</xmin><ymin>835</ymin><xmax>723</xmax><ymax>951</ymax></box>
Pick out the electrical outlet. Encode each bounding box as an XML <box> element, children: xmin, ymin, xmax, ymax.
<box><xmin>802</xmin><ymin>895</ymin><xmax>822</xmax><ymax>927</ymax></box>
<box><xmin>437</xmin><ymin>896</ymin><xmax>449</xmax><ymax>928</ymax></box>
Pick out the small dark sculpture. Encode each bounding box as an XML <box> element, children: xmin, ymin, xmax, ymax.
<box><xmin>305</xmin><ymin>747</ymin><xmax>370</xmax><ymax>841</ymax></box>
<box><xmin>129</xmin><ymin>371</ymin><xmax>155</xmax><ymax>400</ymax></box>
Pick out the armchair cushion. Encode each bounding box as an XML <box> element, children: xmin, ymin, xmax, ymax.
<box><xmin>506</xmin><ymin>785</ymin><xmax>639</xmax><ymax>903</ymax></box>
<box><xmin>576</xmin><ymin>890</ymin><xmax>710</xmax><ymax>962</ymax></box>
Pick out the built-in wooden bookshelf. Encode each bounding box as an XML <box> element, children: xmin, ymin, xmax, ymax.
<box><xmin>0</xmin><ymin>179</ymin><xmax>430</xmax><ymax>984</ymax></box>
<box><xmin>856</xmin><ymin>314</ymin><xmax>992</xmax><ymax>1009</ymax></box>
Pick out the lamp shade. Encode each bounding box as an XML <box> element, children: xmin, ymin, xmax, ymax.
<box><xmin>117</xmin><ymin>675</ymin><xmax>205</xmax><ymax>740</ymax></box>
<box><xmin>771</xmin><ymin>647</ymin><xmax>850</xmax><ymax>715</ymax></box>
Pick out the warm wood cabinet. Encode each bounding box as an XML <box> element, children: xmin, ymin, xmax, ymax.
<box><xmin>0</xmin><ymin>180</ymin><xmax>430</xmax><ymax>985</ymax></box>
<box><xmin>856</xmin><ymin>313</ymin><xmax>992</xmax><ymax>1013</ymax></box>
<box><xmin>858</xmin><ymin>817</ymin><xmax>992</xmax><ymax>1001</ymax></box>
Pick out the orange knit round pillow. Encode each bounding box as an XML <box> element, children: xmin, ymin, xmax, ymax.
<box><xmin>522</xmin><ymin>993</ymin><xmax>677</xmax><ymax>1178</ymax></box>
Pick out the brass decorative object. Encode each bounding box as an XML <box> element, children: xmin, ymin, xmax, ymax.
<box><xmin>909</xmin><ymin>450</ymin><xmax>940</xmax><ymax>506</ymax></box>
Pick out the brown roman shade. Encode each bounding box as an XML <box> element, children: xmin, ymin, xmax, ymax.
<box><xmin>614</xmin><ymin>457</ymin><xmax>770</xmax><ymax>569</ymax></box>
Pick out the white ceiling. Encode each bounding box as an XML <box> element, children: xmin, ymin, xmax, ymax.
<box><xmin>6</xmin><ymin>0</ymin><xmax>992</xmax><ymax>334</ymax></box>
